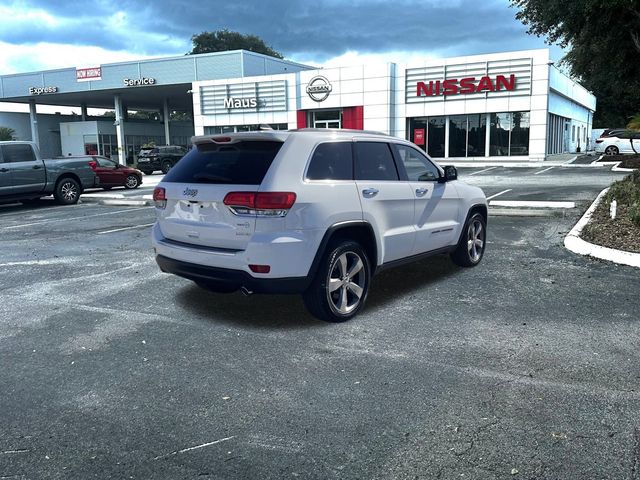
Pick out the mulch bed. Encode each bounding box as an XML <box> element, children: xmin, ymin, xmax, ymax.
<box><xmin>597</xmin><ymin>154</ymin><xmax>640</xmax><ymax>169</ymax></box>
<box><xmin>580</xmin><ymin>175</ymin><xmax>640</xmax><ymax>253</ymax></box>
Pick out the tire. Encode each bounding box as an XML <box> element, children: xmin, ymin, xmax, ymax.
<box><xmin>194</xmin><ymin>280</ymin><xmax>239</xmax><ymax>294</ymax></box>
<box><xmin>161</xmin><ymin>160</ymin><xmax>173</xmax><ymax>174</ymax></box>
<box><xmin>605</xmin><ymin>145</ymin><xmax>619</xmax><ymax>156</ymax></box>
<box><xmin>303</xmin><ymin>240</ymin><xmax>371</xmax><ymax>322</ymax></box>
<box><xmin>124</xmin><ymin>174</ymin><xmax>140</xmax><ymax>189</ymax></box>
<box><xmin>450</xmin><ymin>212</ymin><xmax>487</xmax><ymax>267</ymax></box>
<box><xmin>53</xmin><ymin>177</ymin><xmax>81</xmax><ymax>205</ymax></box>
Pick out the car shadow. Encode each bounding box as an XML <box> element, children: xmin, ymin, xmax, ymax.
<box><xmin>0</xmin><ymin>197</ymin><xmax>59</xmax><ymax>211</ymax></box>
<box><xmin>175</xmin><ymin>254</ymin><xmax>461</xmax><ymax>328</ymax></box>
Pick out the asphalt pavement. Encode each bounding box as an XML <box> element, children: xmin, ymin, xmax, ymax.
<box><xmin>0</xmin><ymin>167</ymin><xmax>639</xmax><ymax>479</ymax></box>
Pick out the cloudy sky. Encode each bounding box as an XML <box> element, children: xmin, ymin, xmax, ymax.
<box><xmin>0</xmin><ymin>0</ymin><xmax>564</xmax><ymax>76</ymax></box>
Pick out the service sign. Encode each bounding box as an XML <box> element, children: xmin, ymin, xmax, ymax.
<box><xmin>124</xmin><ymin>77</ymin><xmax>156</xmax><ymax>87</ymax></box>
<box><xmin>76</xmin><ymin>67</ymin><xmax>102</xmax><ymax>82</ymax></box>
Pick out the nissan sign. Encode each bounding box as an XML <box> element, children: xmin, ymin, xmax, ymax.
<box><xmin>306</xmin><ymin>76</ymin><xmax>332</xmax><ymax>102</ymax></box>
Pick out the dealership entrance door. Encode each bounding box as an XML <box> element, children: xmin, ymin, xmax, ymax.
<box><xmin>312</xmin><ymin>110</ymin><xmax>342</xmax><ymax>128</ymax></box>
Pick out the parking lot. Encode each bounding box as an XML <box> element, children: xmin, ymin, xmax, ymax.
<box><xmin>1</xmin><ymin>165</ymin><xmax>639</xmax><ymax>479</ymax></box>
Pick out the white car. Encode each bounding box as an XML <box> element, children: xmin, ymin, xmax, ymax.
<box><xmin>595</xmin><ymin>131</ymin><xmax>640</xmax><ymax>155</ymax></box>
<box><xmin>151</xmin><ymin>129</ymin><xmax>487</xmax><ymax>322</ymax></box>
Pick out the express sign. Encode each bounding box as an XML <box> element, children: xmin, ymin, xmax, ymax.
<box><xmin>416</xmin><ymin>74</ymin><xmax>516</xmax><ymax>97</ymax></box>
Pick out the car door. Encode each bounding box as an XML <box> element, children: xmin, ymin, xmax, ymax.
<box><xmin>353</xmin><ymin>140</ymin><xmax>416</xmax><ymax>263</ymax></box>
<box><xmin>1</xmin><ymin>143</ymin><xmax>46</xmax><ymax>194</ymax></box>
<box><xmin>0</xmin><ymin>147</ymin><xmax>12</xmax><ymax>196</ymax></box>
<box><xmin>391</xmin><ymin>143</ymin><xmax>461</xmax><ymax>254</ymax></box>
<box><xmin>94</xmin><ymin>156</ymin><xmax>122</xmax><ymax>186</ymax></box>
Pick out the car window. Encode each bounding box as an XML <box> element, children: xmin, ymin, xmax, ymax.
<box><xmin>95</xmin><ymin>157</ymin><xmax>116</xmax><ymax>168</ymax></box>
<box><xmin>354</xmin><ymin>142</ymin><xmax>399</xmax><ymax>181</ymax></box>
<box><xmin>393</xmin><ymin>144</ymin><xmax>440</xmax><ymax>181</ymax></box>
<box><xmin>306</xmin><ymin>142</ymin><xmax>353</xmax><ymax>180</ymax></box>
<box><xmin>163</xmin><ymin>140</ymin><xmax>283</xmax><ymax>185</ymax></box>
<box><xmin>1</xmin><ymin>144</ymin><xmax>36</xmax><ymax>163</ymax></box>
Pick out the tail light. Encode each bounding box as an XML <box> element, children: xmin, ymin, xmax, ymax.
<box><xmin>153</xmin><ymin>187</ymin><xmax>166</xmax><ymax>209</ymax></box>
<box><xmin>88</xmin><ymin>160</ymin><xmax>97</xmax><ymax>170</ymax></box>
<box><xmin>223</xmin><ymin>192</ymin><xmax>296</xmax><ymax>217</ymax></box>
<box><xmin>595</xmin><ymin>139</ymin><xmax>603</xmax><ymax>144</ymax></box>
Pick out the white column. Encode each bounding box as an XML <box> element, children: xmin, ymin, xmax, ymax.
<box><xmin>29</xmin><ymin>100</ymin><xmax>40</xmax><ymax>148</ymax></box>
<box><xmin>163</xmin><ymin>99</ymin><xmax>170</xmax><ymax>145</ymax></box>
<box><xmin>114</xmin><ymin>94</ymin><xmax>126</xmax><ymax>165</ymax></box>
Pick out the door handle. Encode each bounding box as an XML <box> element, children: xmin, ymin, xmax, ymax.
<box><xmin>415</xmin><ymin>188</ymin><xmax>429</xmax><ymax>197</ymax></box>
<box><xmin>32</xmin><ymin>165</ymin><xmax>43</xmax><ymax>170</ymax></box>
<box><xmin>362</xmin><ymin>188</ymin><xmax>379</xmax><ymax>198</ymax></box>
<box><xmin>0</xmin><ymin>168</ymin><xmax>8</xmax><ymax>173</ymax></box>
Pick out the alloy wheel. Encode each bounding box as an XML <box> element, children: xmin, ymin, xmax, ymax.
<box><xmin>126</xmin><ymin>175</ymin><xmax>138</xmax><ymax>188</ymax></box>
<box><xmin>326</xmin><ymin>251</ymin><xmax>366</xmax><ymax>315</ymax></box>
<box><xmin>61</xmin><ymin>181</ymin><xmax>78</xmax><ymax>202</ymax></box>
<box><xmin>467</xmin><ymin>218</ymin><xmax>485</xmax><ymax>263</ymax></box>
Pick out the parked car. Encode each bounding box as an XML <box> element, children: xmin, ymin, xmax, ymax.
<box><xmin>0</xmin><ymin>141</ymin><xmax>98</xmax><ymax>205</ymax></box>
<box><xmin>595</xmin><ymin>131</ymin><xmax>640</xmax><ymax>155</ymax></box>
<box><xmin>598</xmin><ymin>129</ymin><xmax>626</xmax><ymax>138</ymax></box>
<box><xmin>136</xmin><ymin>146</ymin><xmax>188</xmax><ymax>175</ymax></box>
<box><xmin>151</xmin><ymin>129</ymin><xmax>488</xmax><ymax>322</ymax></box>
<box><xmin>87</xmin><ymin>156</ymin><xmax>143</xmax><ymax>190</ymax></box>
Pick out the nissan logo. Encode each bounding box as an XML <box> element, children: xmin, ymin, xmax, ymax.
<box><xmin>306</xmin><ymin>76</ymin><xmax>332</xmax><ymax>102</ymax></box>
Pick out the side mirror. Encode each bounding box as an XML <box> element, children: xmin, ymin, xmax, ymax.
<box><xmin>439</xmin><ymin>165</ymin><xmax>458</xmax><ymax>183</ymax></box>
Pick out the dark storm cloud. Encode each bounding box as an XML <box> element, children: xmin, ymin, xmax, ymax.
<box><xmin>2</xmin><ymin>0</ymin><xmax>548</xmax><ymax>60</ymax></box>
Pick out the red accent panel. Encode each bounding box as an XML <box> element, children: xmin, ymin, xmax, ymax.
<box><xmin>342</xmin><ymin>106</ymin><xmax>364</xmax><ymax>130</ymax></box>
<box><xmin>296</xmin><ymin>110</ymin><xmax>307</xmax><ymax>129</ymax></box>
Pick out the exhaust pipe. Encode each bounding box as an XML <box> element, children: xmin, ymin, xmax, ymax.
<box><xmin>240</xmin><ymin>286</ymin><xmax>253</xmax><ymax>296</ymax></box>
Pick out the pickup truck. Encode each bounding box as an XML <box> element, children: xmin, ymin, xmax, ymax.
<box><xmin>0</xmin><ymin>141</ymin><xmax>99</xmax><ymax>205</ymax></box>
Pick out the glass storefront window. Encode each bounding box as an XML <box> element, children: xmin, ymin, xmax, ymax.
<box><xmin>510</xmin><ymin>112</ymin><xmax>530</xmax><ymax>156</ymax></box>
<box><xmin>467</xmin><ymin>114</ymin><xmax>487</xmax><ymax>157</ymax></box>
<box><xmin>427</xmin><ymin>116</ymin><xmax>446</xmax><ymax>158</ymax></box>
<box><xmin>490</xmin><ymin>113</ymin><xmax>511</xmax><ymax>156</ymax></box>
<box><xmin>448</xmin><ymin>115</ymin><xmax>467</xmax><ymax>157</ymax></box>
<box><xmin>489</xmin><ymin>112</ymin><xmax>529</xmax><ymax>156</ymax></box>
<box><xmin>204</xmin><ymin>124</ymin><xmax>288</xmax><ymax>135</ymax></box>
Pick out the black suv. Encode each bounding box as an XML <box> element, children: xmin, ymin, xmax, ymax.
<box><xmin>136</xmin><ymin>146</ymin><xmax>188</xmax><ymax>174</ymax></box>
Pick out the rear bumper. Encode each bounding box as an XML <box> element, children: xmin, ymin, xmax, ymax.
<box><xmin>156</xmin><ymin>254</ymin><xmax>310</xmax><ymax>294</ymax></box>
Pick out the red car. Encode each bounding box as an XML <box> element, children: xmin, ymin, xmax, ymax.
<box><xmin>88</xmin><ymin>156</ymin><xmax>143</xmax><ymax>190</ymax></box>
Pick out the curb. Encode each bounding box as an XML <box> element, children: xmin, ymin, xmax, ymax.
<box><xmin>564</xmin><ymin>187</ymin><xmax>640</xmax><ymax>268</ymax></box>
<box><xmin>80</xmin><ymin>196</ymin><xmax>152</xmax><ymax>206</ymax></box>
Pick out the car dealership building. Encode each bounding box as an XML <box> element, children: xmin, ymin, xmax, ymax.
<box><xmin>0</xmin><ymin>48</ymin><xmax>595</xmax><ymax>163</ymax></box>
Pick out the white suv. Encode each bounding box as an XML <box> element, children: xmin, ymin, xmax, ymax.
<box><xmin>152</xmin><ymin>129</ymin><xmax>487</xmax><ymax>322</ymax></box>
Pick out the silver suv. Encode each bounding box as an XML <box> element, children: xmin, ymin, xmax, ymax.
<box><xmin>152</xmin><ymin>129</ymin><xmax>487</xmax><ymax>322</ymax></box>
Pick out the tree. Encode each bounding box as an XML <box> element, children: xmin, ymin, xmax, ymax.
<box><xmin>188</xmin><ymin>29</ymin><xmax>283</xmax><ymax>58</ymax></box>
<box><xmin>0</xmin><ymin>126</ymin><xmax>16</xmax><ymax>141</ymax></box>
<box><xmin>510</xmin><ymin>0</ymin><xmax>640</xmax><ymax>127</ymax></box>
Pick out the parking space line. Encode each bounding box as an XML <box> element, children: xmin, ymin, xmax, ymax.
<box><xmin>98</xmin><ymin>223</ymin><xmax>155</xmax><ymax>235</ymax></box>
<box><xmin>486</xmin><ymin>189</ymin><xmax>512</xmax><ymax>200</ymax></box>
<box><xmin>2</xmin><ymin>207</ymin><xmax>152</xmax><ymax>230</ymax></box>
<box><xmin>489</xmin><ymin>200</ymin><xmax>575</xmax><ymax>208</ymax></box>
<box><xmin>534</xmin><ymin>167</ymin><xmax>555</xmax><ymax>175</ymax></box>
<box><xmin>468</xmin><ymin>167</ymin><xmax>497</xmax><ymax>176</ymax></box>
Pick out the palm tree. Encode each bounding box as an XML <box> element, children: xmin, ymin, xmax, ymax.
<box><xmin>626</xmin><ymin>114</ymin><xmax>640</xmax><ymax>154</ymax></box>
<box><xmin>0</xmin><ymin>126</ymin><xmax>16</xmax><ymax>141</ymax></box>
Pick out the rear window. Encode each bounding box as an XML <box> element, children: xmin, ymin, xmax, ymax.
<box><xmin>1</xmin><ymin>144</ymin><xmax>36</xmax><ymax>163</ymax></box>
<box><xmin>162</xmin><ymin>140</ymin><xmax>283</xmax><ymax>185</ymax></box>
